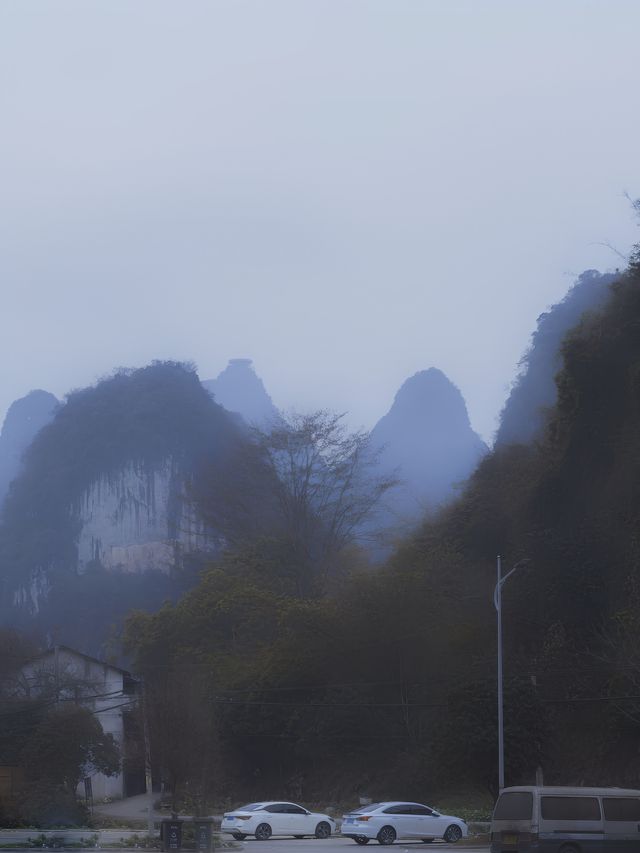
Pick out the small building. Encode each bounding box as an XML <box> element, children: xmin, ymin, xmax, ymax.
<box><xmin>17</xmin><ymin>645</ymin><xmax>144</xmax><ymax>801</ymax></box>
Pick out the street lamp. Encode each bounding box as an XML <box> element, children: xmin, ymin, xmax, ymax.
<box><xmin>493</xmin><ymin>555</ymin><xmax>530</xmax><ymax>792</ymax></box>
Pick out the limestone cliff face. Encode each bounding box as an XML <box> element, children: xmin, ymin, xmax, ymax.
<box><xmin>12</xmin><ymin>568</ymin><xmax>51</xmax><ymax>614</ymax></box>
<box><xmin>76</xmin><ymin>460</ymin><xmax>215</xmax><ymax>575</ymax></box>
<box><xmin>371</xmin><ymin>368</ymin><xmax>487</xmax><ymax>531</ymax></box>
<box><xmin>202</xmin><ymin>359</ymin><xmax>279</xmax><ymax>427</ymax></box>
<box><xmin>0</xmin><ymin>390</ymin><xmax>58</xmax><ymax>507</ymax></box>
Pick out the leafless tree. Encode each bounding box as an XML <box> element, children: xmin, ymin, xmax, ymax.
<box><xmin>250</xmin><ymin>411</ymin><xmax>398</xmax><ymax>595</ymax></box>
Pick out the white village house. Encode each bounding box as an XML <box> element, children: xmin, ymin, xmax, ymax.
<box><xmin>17</xmin><ymin>645</ymin><xmax>143</xmax><ymax>801</ymax></box>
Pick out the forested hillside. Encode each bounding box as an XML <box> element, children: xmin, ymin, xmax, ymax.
<box><xmin>125</xmin><ymin>258</ymin><xmax>640</xmax><ymax>807</ymax></box>
<box><xmin>496</xmin><ymin>268</ymin><xmax>618</xmax><ymax>446</ymax></box>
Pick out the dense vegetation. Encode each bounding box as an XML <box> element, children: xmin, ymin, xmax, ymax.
<box><xmin>124</xmin><ymin>259</ymin><xmax>640</xmax><ymax>809</ymax></box>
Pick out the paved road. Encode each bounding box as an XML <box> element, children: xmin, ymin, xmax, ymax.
<box><xmin>228</xmin><ymin>839</ymin><xmax>489</xmax><ymax>853</ymax></box>
<box><xmin>0</xmin><ymin>833</ymin><xmax>489</xmax><ymax>852</ymax></box>
<box><xmin>92</xmin><ymin>792</ymin><xmax>164</xmax><ymax>821</ymax></box>
<box><xmin>0</xmin><ymin>831</ymin><xmax>489</xmax><ymax>852</ymax></box>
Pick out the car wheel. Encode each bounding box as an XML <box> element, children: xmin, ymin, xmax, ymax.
<box><xmin>443</xmin><ymin>825</ymin><xmax>462</xmax><ymax>843</ymax></box>
<box><xmin>255</xmin><ymin>823</ymin><xmax>272</xmax><ymax>841</ymax></box>
<box><xmin>354</xmin><ymin>836</ymin><xmax>370</xmax><ymax>845</ymax></box>
<box><xmin>232</xmin><ymin>833</ymin><xmax>247</xmax><ymax>840</ymax></box>
<box><xmin>376</xmin><ymin>826</ymin><xmax>396</xmax><ymax>846</ymax></box>
<box><xmin>315</xmin><ymin>822</ymin><xmax>332</xmax><ymax>839</ymax></box>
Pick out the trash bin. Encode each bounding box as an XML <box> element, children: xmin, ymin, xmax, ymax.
<box><xmin>193</xmin><ymin>818</ymin><xmax>214</xmax><ymax>853</ymax></box>
<box><xmin>161</xmin><ymin>819</ymin><xmax>183</xmax><ymax>852</ymax></box>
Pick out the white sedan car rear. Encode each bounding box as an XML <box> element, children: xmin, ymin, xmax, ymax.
<box><xmin>221</xmin><ymin>801</ymin><xmax>336</xmax><ymax>840</ymax></box>
<box><xmin>341</xmin><ymin>801</ymin><xmax>468</xmax><ymax>845</ymax></box>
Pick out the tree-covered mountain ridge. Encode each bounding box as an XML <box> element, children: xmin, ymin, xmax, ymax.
<box><xmin>123</xmin><ymin>257</ymin><xmax>640</xmax><ymax>803</ymax></box>
<box><xmin>0</xmin><ymin>362</ymin><xmax>250</xmax><ymax>652</ymax></box>
<box><xmin>496</xmin><ymin>268</ymin><xmax>619</xmax><ymax>446</ymax></box>
<box><xmin>0</xmin><ymin>262</ymin><xmax>630</xmax><ymax>672</ymax></box>
<box><xmin>0</xmin><ymin>357</ymin><xmax>496</xmax><ymax>629</ymax></box>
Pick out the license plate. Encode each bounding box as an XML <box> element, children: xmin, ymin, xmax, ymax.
<box><xmin>344</xmin><ymin>819</ymin><xmax>354</xmax><ymax>824</ymax></box>
<box><xmin>502</xmin><ymin>833</ymin><xmax>518</xmax><ymax>845</ymax></box>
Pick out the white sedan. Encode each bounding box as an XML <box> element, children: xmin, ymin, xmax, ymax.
<box><xmin>341</xmin><ymin>801</ymin><xmax>468</xmax><ymax>845</ymax></box>
<box><xmin>221</xmin><ymin>801</ymin><xmax>336</xmax><ymax>840</ymax></box>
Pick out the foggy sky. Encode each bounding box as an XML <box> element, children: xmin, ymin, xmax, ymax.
<box><xmin>1</xmin><ymin>0</ymin><xmax>639</xmax><ymax>444</ymax></box>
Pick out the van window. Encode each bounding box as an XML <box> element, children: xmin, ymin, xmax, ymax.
<box><xmin>541</xmin><ymin>797</ymin><xmax>601</xmax><ymax>821</ymax></box>
<box><xmin>603</xmin><ymin>798</ymin><xmax>640</xmax><ymax>821</ymax></box>
<box><xmin>493</xmin><ymin>792</ymin><xmax>533</xmax><ymax>820</ymax></box>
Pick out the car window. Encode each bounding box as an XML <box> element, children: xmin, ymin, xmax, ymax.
<box><xmin>238</xmin><ymin>803</ymin><xmax>266</xmax><ymax>811</ymax></box>
<box><xmin>410</xmin><ymin>806</ymin><xmax>434</xmax><ymax>816</ymax></box>
<box><xmin>351</xmin><ymin>804</ymin><xmax>383</xmax><ymax>813</ymax></box>
<box><xmin>285</xmin><ymin>805</ymin><xmax>308</xmax><ymax>814</ymax></box>
<box><xmin>265</xmin><ymin>804</ymin><xmax>287</xmax><ymax>814</ymax></box>
<box><xmin>382</xmin><ymin>805</ymin><xmax>413</xmax><ymax>815</ymax></box>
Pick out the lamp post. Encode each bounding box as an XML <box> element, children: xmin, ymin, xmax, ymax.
<box><xmin>494</xmin><ymin>555</ymin><xmax>530</xmax><ymax>792</ymax></box>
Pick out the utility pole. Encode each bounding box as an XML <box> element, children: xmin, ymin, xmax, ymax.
<box><xmin>54</xmin><ymin>644</ymin><xmax>60</xmax><ymax>705</ymax></box>
<box><xmin>495</xmin><ymin>556</ymin><xmax>504</xmax><ymax>792</ymax></box>
<box><xmin>494</xmin><ymin>555</ymin><xmax>531</xmax><ymax>793</ymax></box>
<box><xmin>141</xmin><ymin>678</ymin><xmax>155</xmax><ymax>841</ymax></box>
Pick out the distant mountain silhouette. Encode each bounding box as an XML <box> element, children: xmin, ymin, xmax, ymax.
<box><xmin>0</xmin><ymin>390</ymin><xmax>58</xmax><ymax>508</ymax></box>
<box><xmin>496</xmin><ymin>269</ymin><xmax>618</xmax><ymax>446</ymax></box>
<box><xmin>202</xmin><ymin>359</ymin><xmax>279</xmax><ymax>427</ymax></box>
<box><xmin>370</xmin><ymin>368</ymin><xmax>487</xmax><ymax>535</ymax></box>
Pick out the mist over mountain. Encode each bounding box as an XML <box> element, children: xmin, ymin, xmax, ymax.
<box><xmin>371</xmin><ymin>368</ymin><xmax>487</xmax><ymax>533</ymax></box>
<box><xmin>496</xmin><ymin>269</ymin><xmax>618</xmax><ymax>446</ymax></box>
<box><xmin>202</xmin><ymin>358</ymin><xmax>279</xmax><ymax>427</ymax></box>
<box><xmin>0</xmin><ymin>269</ymin><xmax>622</xmax><ymax>654</ymax></box>
<box><xmin>0</xmin><ymin>390</ymin><xmax>58</xmax><ymax>507</ymax></box>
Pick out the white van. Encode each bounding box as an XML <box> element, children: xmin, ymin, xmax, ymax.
<box><xmin>491</xmin><ymin>786</ymin><xmax>640</xmax><ymax>852</ymax></box>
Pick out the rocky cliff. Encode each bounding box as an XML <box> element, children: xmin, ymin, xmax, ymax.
<box><xmin>75</xmin><ymin>459</ymin><xmax>208</xmax><ymax>575</ymax></box>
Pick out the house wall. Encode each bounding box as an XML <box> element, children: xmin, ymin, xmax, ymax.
<box><xmin>19</xmin><ymin>648</ymin><xmax>136</xmax><ymax>801</ymax></box>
